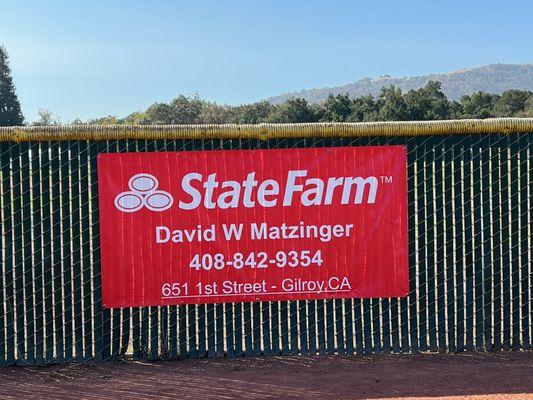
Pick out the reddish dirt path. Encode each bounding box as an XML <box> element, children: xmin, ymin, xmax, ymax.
<box><xmin>0</xmin><ymin>352</ymin><xmax>532</xmax><ymax>399</ymax></box>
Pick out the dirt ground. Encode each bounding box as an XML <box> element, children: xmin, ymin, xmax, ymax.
<box><xmin>0</xmin><ymin>352</ymin><xmax>532</xmax><ymax>400</ymax></box>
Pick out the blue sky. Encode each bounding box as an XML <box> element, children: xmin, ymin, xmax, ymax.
<box><xmin>1</xmin><ymin>0</ymin><xmax>532</xmax><ymax>122</ymax></box>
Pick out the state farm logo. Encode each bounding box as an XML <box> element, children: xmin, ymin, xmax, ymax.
<box><xmin>114</xmin><ymin>173</ymin><xmax>173</xmax><ymax>213</ymax></box>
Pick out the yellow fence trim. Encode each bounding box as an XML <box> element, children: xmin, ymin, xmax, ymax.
<box><xmin>1</xmin><ymin>118</ymin><xmax>533</xmax><ymax>142</ymax></box>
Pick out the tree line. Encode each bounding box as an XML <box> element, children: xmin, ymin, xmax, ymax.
<box><xmin>1</xmin><ymin>45</ymin><xmax>532</xmax><ymax>127</ymax></box>
<box><xmin>79</xmin><ymin>82</ymin><xmax>532</xmax><ymax>126</ymax></box>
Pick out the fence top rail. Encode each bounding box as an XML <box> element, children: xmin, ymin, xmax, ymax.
<box><xmin>1</xmin><ymin>118</ymin><xmax>533</xmax><ymax>142</ymax></box>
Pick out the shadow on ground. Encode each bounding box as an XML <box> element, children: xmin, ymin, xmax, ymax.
<box><xmin>0</xmin><ymin>352</ymin><xmax>532</xmax><ymax>399</ymax></box>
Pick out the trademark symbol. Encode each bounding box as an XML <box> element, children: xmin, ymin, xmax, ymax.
<box><xmin>380</xmin><ymin>176</ymin><xmax>393</xmax><ymax>184</ymax></box>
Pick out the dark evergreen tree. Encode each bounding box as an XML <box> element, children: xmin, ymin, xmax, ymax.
<box><xmin>0</xmin><ymin>45</ymin><xmax>24</xmax><ymax>126</ymax></box>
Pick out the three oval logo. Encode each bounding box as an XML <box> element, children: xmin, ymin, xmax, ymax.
<box><xmin>114</xmin><ymin>173</ymin><xmax>173</xmax><ymax>213</ymax></box>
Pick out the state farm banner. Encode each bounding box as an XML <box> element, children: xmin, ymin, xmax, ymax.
<box><xmin>97</xmin><ymin>146</ymin><xmax>408</xmax><ymax>308</ymax></box>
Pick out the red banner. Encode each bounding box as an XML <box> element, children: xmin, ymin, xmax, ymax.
<box><xmin>97</xmin><ymin>146</ymin><xmax>408</xmax><ymax>307</ymax></box>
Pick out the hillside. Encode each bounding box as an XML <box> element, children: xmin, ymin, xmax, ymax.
<box><xmin>266</xmin><ymin>64</ymin><xmax>533</xmax><ymax>104</ymax></box>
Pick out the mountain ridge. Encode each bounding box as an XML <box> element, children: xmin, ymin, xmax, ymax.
<box><xmin>265</xmin><ymin>64</ymin><xmax>533</xmax><ymax>104</ymax></box>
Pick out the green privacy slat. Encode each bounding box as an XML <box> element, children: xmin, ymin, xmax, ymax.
<box><xmin>463</xmin><ymin>135</ymin><xmax>474</xmax><ymax>351</ymax></box>
<box><xmin>472</xmin><ymin>139</ymin><xmax>484</xmax><ymax>351</ymax></box>
<box><xmin>444</xmin><ymin>140</ymin><xmax>455</xmax><ymax>353</ymax></box>
<box><xmin>491</xmin><ymin>137</ymin><xmax>503</xmax><ymax>350</ymax></box>
<box><xmin>50</xmin><ymin>142</ymin><xmax>64</xmax><ymax>363</ymax></box>
<box><xmin>262</xmin><ymin>302</ymin><xmax>272</xmax><ymax>355</ymax></box>
<box><xmin>90</xmin><ymin>140</ymin><xmax>106</xmax><ymax>361</ymax></box>
<box><xmin>79</xmin><ymin>141</ymin><xmax>93</xmax><ymax>360</ymax></box>
<box><xmin>225</xmin><ymin>303</ymin><xmax>235</xmax><ymax>357</ymax></box>
<box><xmin>176</xmin><ymin>305</ymin><xmax>185</xmax><ymax>358</ymax></box>
<box><xmin>41</xmin><ymin>142</ymin><xmax>53</xmax><ymax>363</ymax></box>
<box><xmin>252</xmin><ymin>302</ymin><xmax>262</xmax><ymax>356</ymax></box>
<box><xmin>70</xmin><ymin>141</ymin><xmax>84</xmax><ymax>360</ymax></box>
<box><xmin>509</xmin><ymin>135</ymin><xmax>521</xmax><ymax>351</ymax></box>
<box><xmin>424</xmin><ymin>139</ymin><xmax>438</xmax><ymax>351</ymax></box>
<box><xmin>454</xmin><ymin>140</ymin><xmax>465</xmax><ymax>352</ymax></box>
<box><xmin>407</xmin><ymin>139</ymin><xmax>419</xmax><ymax>354</ymax></box>
<box><xmin>216</xmin><ymin>303</ymin><xmax>224</xmax><ymax>357</ymax></box>
<box><xmin>307</xmin><ymin>300</ymin><xmax>317</xmax><ymax>355</ymax></box>
<box><xmin>316</xmin><ymin>300</ymin><xmax>326</xmax><ymax>355</ymax></box>
<box><xmin>519</xmin><ymin>134</ymin><xmax>531</xmax><ymax>350</ymax></box>
<box><xmin>400</xmin><ymin>298</ymin><xmax>409</xmax><ymax>353</ymax></box>
<box><xmin>243</xmin><ymin>302</ymin><xmax>253</xmax><ymax>356</ymax></box>
<box><xmin>233</xmin><ymin>302</ymin><xmax>243</xmax><ymax>356</ymax></box>
<box><xmin>187</xmin><ymin>305</ymin><xmax>198</xmax><ymax>357</ymax></box>
<box><xmin>335</xmin><ymin>300</ymin><xmax>344</xmax><ymax>354</ymax></box>
<box><xmin>481</xmin><ymin>139</ymin><xmax>493</xmax><ymax>351</ymax></box>
<box><xmin>30</xmin><ymin>142</ymin><xmax>44</xmax><ymax>363</ymax></box>
<box><xmin>197</xmin><ymin>304</ymin><xmax>207</xmax><ymax>357</ymax></box>
<box><xmin>353</xmin><ymin>299</ymin><xmax>363</xmax><ymax>354</ymax></box>
<box><xmin>20</xmin><ymin>142</ymin><xmax>34</xmax><ymax>364</ymax></box>
<box><xmin>0</xmin><ymin>142</ymin><xmax>12</xmax><ymax>365</ymax></box>
<box><xmin>271</xmin><ymin>302</ymin><xmax>281</xmax><ymax>355</ymax></box>
<box><xmin>344</xmin><ymin>299</ymin><xmax>354</xmax><ymax>354</ymax></box>
<box><xmin>290</xmin><ymin>301</ymin><xmax>299</xmax><ymax>355</ymax></box>
<box><xmin>416</xmin><ymin>138</ymin><xmax>428</xmax><ymax>352</ymax></box>
<box><xmin>298</xmin><ymin>301</ymin><xmax>308</xmax><ymax>355</ymax></box>
<box><xmin>434</xmin><ymin>141</ymin><xmax>447</xmax><ymax>352</ymax></box>
<box><xmin>380</xmin><ymin>298</ymin><xmax>391</xmax><ymax>352</ymax></box>
<box><xmin>363</xmin><ymin>299</ymin><xmax>372</xmax><ymax>353</ymax></box>
<box><xmin>59</xmin><ymin>142</ymin><xmax>73</xmax><ymax>361</ymax></box>
<box><xmin>159</xmin><ymin>305</ymin><xmax>169</xmax><ymax>358</ymax></box>
<box><xmin>371</xmin><ymin>299</ymin><xmax>382</xmax><ymax>353</ymax></box>
<box><xmin>207</xmin><ymin>304</ymin><xmax>216</xmax><ymax>357</ymax></box>
<box><xmin>205</xmin><ymin>189</ymin><xmax>216</xmax><ymax>357</ymax></box>
<box><xmin>11</xmin><ymin>144</ymin><xmax>25</xmax><ymax>364</ymax></box>
<box><xmin>500</xmin><ymin>136</ymin><xmax>511</xmax><ymax>350</ymax></box>
<box><xmin>390</xmin><ymin>298</ymin><xmax>400</xmax><ymax>353</ymax></box>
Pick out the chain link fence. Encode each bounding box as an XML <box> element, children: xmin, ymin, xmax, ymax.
<box><xmin>0</xmin><ymin>122</ymin><xmax>532</xmax><ymax>366</ymax></box>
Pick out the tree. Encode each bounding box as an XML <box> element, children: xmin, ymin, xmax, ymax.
<box><xmin>378</xmin><ymin>86</ymin><xmax>409</xmax><ymax>121</ymax></box>
<box><xmin>144</xmin><ymin>103</ymin><xmax>175</xmax><ymax>124</ymax></box>
<box><xmin>122</xmin><ymin>111</ymin><xmax>149</xmax><ymax>125</ymax></box>
<box><xmin>517</xmin><ymin>96</ymin><xmax>533</xmax><ymax>117</ymax></box>
<box><xmin>85</xmin><ymin>115</ymin><xmax>118</xmax><ymax>125</ymax></box>
<box><xmin>268</xmin><ymin>98</ymin><xmax>317</xmax><ymax>123</ymax></box>
<box><xmin>0</xmin><ymin>45</ymin><xmax>24</xmax><ymax>126</ymax></box>
<box><xmin>460</xmin><ymin>92</ymin><xmax>497</xmax><ymax>118</ymax></box>
<box><xmin>169</xmin><ymin>95</ymin><xmax>203</xmax><ymax>124</ymax></box>
<box><xmin>32</xmin><ymin>109</ymin><xmax>60</xmax><ymax>126</ymax></box>
<box><xmin>319</xmin><ymin>94</ymin><xmax>353</xmax><ymax>122</ymax></box>
<box><xmin>199</xmin><ymin>102</ymin><xmax>234</xmax><ymax>124</ymax></box>
<box><xmin>404</xmin><ymin>81</ymin><xmax>450</xmax><ymax>120</ymax></box>
<box><xmin>232</xmin><ymin>101</ymin><xmax>274</xmax><ymax>124</ymax></box>
<box><xmin>347</xmin><ymin>95</ymin><xmax>379</xmax><ymax>122</ymax></box>
<box><xmin>493</xmin><ymin>90</ymin><xmax>532</xmax><ymax>117</ymax></box>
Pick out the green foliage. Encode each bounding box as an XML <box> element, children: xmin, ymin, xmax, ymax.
<box><xmin>378</xmin><ymin>86</ymin><xmax>409</xmax><ymax>121</ymax></box>
<box><xmin>319</xmin><ymin>94</ymin><xmax>353</xmax><ymax>122</ymax></box>
<box><xmin>404</xmin><ymin>81</ymin><xmax>450</xmax><ymax>120</ymax></box>
<box><xmin>267</xmin><ymin>98</ymin><xmax>317</xmax><ymax>123</ymax></box>
<box><xmin>231</xmin><ymin>101</ymin><xmax>274</xmax><ymax>124</ymax></box>
<box><xmin>144</xmin><ymin>103</ymin><xmax>175</xmax><ymax>124</ymax></box>
<box><xmin>493</xmin><ymin>90</ymin><xmax>532</xmax><ymax>117</ymax></box>
<box><xmin>70</xmin><ymin>81</ymin><xmax>533</xmax><ymax>125</ymax></box>
<box><xmin>347</xmin><ymin>95</ymin><xmax>380</xmax><ymax>122</ymax></box>
<box><xmin>0</xmin><ymin>45</ymin><xmax>24</xmax><ymax>126</ymax></box>
<box><xmin>32</xmin><ymin>109</ymin><xmax>61</xmax><ymax>126</ymax></box>
<box><xmin>460</xmin><ymin>92</ymin><xmax>497</xmax><ymax>118</ymax></box>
